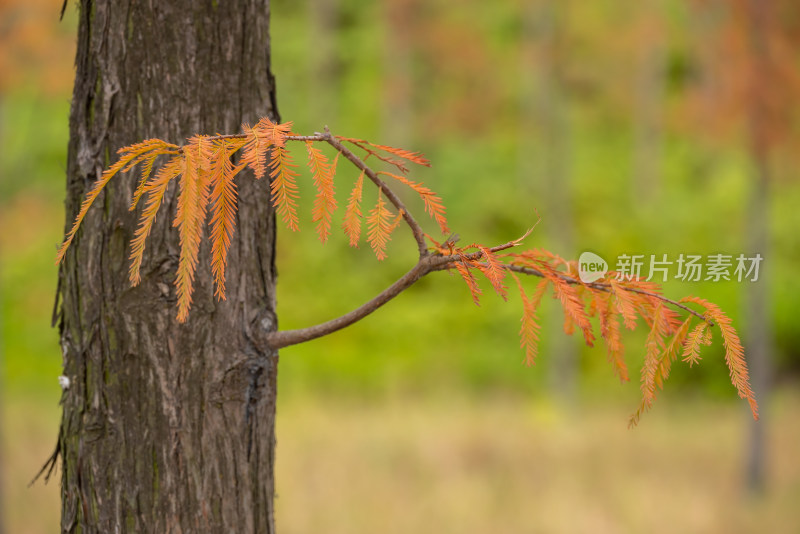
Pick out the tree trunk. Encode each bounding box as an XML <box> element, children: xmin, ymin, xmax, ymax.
<box><xmin>520</xmin><ymin>0</ymin><xmax>578</xmax><ymax>403</ymax></box>
<box><xmin>309</xmin><ymin>0</ymin><xmax>340</xmax><ymax>128</ymax></box>
<box><xmin>744</xmin><ymin>0</ymin><xmax>772</xmax><ymax>495</ymax></box>
<box><xmin>0</xmin><ymin>255</ymin><xmax>6</xmax><ymax>534</ymax></box>
<box><xmin>0</xmin><ymin>94</ymin><xmax>7</xmax><ymax>534</ymax></box>
<box><xmin>744</xmin><ymin>151</ymin><xmax>770</xmax><ymax>494</ymax></box>
<box><xmin>382</xmin><ymin>0</ymin><xmax>416</xmax><ymax>146</ymax></box>
<box><xmin>631</xmin><ymin>0</ymin><xmax>666</xmax><ymax>205</ymax></box>
<box><xmin>55</xmin><ymin>2</ymin><xmax>280</xmax><ymax>531</ymax></box>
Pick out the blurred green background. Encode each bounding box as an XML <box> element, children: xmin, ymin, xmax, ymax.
<box><xmin>1</xmin><ymin>0</ymin><xmax>799</xmax><ymax>532</ymax></box>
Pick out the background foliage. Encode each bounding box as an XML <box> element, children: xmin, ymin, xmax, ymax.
<box><xmin>1</xmin><ymin>0</ymin><xmax>798</xmax><ymax>532</ymax></box>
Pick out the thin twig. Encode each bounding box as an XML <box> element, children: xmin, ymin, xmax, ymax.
<box><xmin>319</xmin><ymin>130</ymin><xmax>429</xmax><ymax>258</ymax></box>
<box><xmin>609</xmin><ymin>285</ymin><xmax>714</xmax><ymax>325</ymax></box>
<box><xmin>285</xmin><ymin>134</ymin><xmax>326</xmax><ymax>142</ymax></box>
<box><xmin>171</xmin><ymin>132</ymin><xmax>325</xmax><ymax>154</ymax></box>
<box><xmin>504</xmin><ymin>265</ymin><xmax>714</xmax><ymax>326</ymax></box>
<box><xmin>174</xmin><ymin>133</ymin><xmax>325</xmax><ymax>152</ymax></box>
<box><xmin>430</xmin><ymin>240</ymin><xmax>523</xmax><ymax>264</ymax></box>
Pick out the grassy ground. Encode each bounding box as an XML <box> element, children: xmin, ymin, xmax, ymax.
<box><xmin>3</xmin><ymin>389</ymin><xmax>798</xmax><ymax>533</ymax></box>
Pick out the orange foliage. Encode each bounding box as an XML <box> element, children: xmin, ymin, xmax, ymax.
<box><xmin>682</xmin><ymin>321</ymin><xmax>711</xmax><ymax>367</ymax></box>
<box><xmin>208</xmin><ymin>140</ymin><xmax>244</xmax><ymax>300</ymax></box>
<box><xmin>366</xmin><ymin>194</ymin><xmax>395</xmax><ymax>261</ymax></box>
<box><xmin>595</xmin><ymin>291</ymin><xmax>628</xmax><ymax>382</ymax></box>
<box><xmin>337</xmin><ymin>137</ymin><xmax>431</xmax><ymax>174</ymax></box>
<box><xmin>173</xmin><ymin>137</ymin><xmax>213</xmax><ymax>321</ymax></box>
<box><xmin>306</xmin><ymin>142</ymin><xmax>338</xmax><ymax>242</ymax></box>
<box><xmin>682</xmin><ymin>296</ymin><xmax>759</xmax><ymax>420</ymax></box>
<box><xmin>128</xmin><ymin>156</ymin><xmax>184</xmax><ymax>286</ymax></box>
<box><xmin>379</xmin><ymin>172</ymin><xmax>449</xmax><ymax>234</ymax></box>
<box><xmin>342</xmin><ymin>171</ymin><xmax>365</xmax><ymax>246</ymax></box>
<box><xmin>513</xmin><ymin>275</ymin><xmax>548</xmax><ymax>366</ymax></box>
<box><xmin>268</xmin><ymin>144</ymin><xmax>300</xmax><ymax>232</ymax></box>
<box><xmin>55</xmin><ymin>119</ymin><xmax>759</xmax><ymax>425</ymax></box>
<box><xmin>454</xmin><ymin>257</ymin><xmax>482</xmax><ymax>306</ymax></box>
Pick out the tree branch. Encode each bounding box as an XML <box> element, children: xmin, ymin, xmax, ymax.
<box><xmin>265</xmin><ymin>239</ymin><xmax>528</xmax><ymax>350</ymax></box>
<box><xmin>177</xmin><ymin>127</ymin><xmax>716</xmax><ymax>343</ymax></box>
<box><xmin>503</xmin><ymin>264</ymin><xmax>714</xmax><ymax>326</ymax></box>
<box><xmin>266</xmin><ymin>256</ymin><xmax>436</xmax><ymax>349</ymax></box>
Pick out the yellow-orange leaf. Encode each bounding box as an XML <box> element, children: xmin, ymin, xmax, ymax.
<box><xmin>56</xmin><ymin>139</ymin><xmax>178</xmax><ymax>264</ymax></box>
<box><xmin>545</xmin><ymin>270</ymin><xmax>595</xmax><ymax>347</ymax></box>
<box><xmin>306</xmin><ymin>141</ymin><xmax>337</xmax><ymax>243</ymax></box>
<box><xmin>336</xmin><ymin>137</ymin><xmax>430</xmax><ymax>173</ymax></box>
<box><xmin>128</xmin><ymin>155</ymin><xmax>184</xmax><ymax>285</ymax></box>
<box><xmin>630</xmin><ymin>302</ymin><xmax>667</xmax><ymax>426</ymax></box>
<box><xmin>654</xmin><ymin>317</ymin><xmax>692</xmax><ymax>390</ymax></box>
<box><xmin>596</xmin><ymin>290</ymin><xmax>628</xmax><ymax>382</ymax></box>
<box><xmin>56</xmin><ymin>165</ymin><xmax>125</xmax><ymax>264</ymax></box>
<box><xmin>455</xmin><ymin>258</ymin><xmax>482</xmax><ymax>306</ymax></box>
<box><xmin>514</xmin><ymin>274</ymin><xmax>548</xmax><ymax>366</ymax></box>
<box><xmin>682</xmin><ymin>322</ymin><xmax>710</xmax><ymax>366</ymax></box>
<box><xmin>241</xmin><ymin>122</ymin><xmax>273</xmax><ymax>179</ymax></box>
<box><xmin>240</xmin><ymin>117</ymin><xmax>295</xmax><ymax>180</ymax></box>
<box><xmin>366</xmin><ymin>193</ymin><xmax>393</xmax><ymax>260</ymax></box>
<box><xmin>476</xmin><ymin>246</ymin><xmax>508</xmax><ymax>301</ymax></box>
<box><xmin>342</xmin><ymin>171</ymin><xmax>364</xmax><ymax>246</ymax></box>
<box><xmin>380</xmin><ymin>171</ymin><xmax>449</xmax><ymax>234</ymax></box>
<box><xmin>369</xmin><ymin>143</ymin><xmax>431</xmax><ymax>167</ymax></box>
<box><xmin>681</xmin><ymin>296</ymin><xmax>758</xmax><ymax>420</ymax></box>
<box><xmin>610</xmin><ymin>279</ymin><xmax>639</xmax><ymax>330</ymax></box>
<box><xmin>130</xmin><ymin>152</ymin><xmax>163</xmax><ymax>210</ymax></box>
<box><xmin>269</xmin><ymin>143</ymin><xmax>300</xmax><ymax>231</ymax></box>
<box><xmin>387</xmin><ymin>208</ymin><xmax>404</xmax><ymax>235</ymax></box>
<box><xmin>659</xmin><ymin>304</ymin><xmax>683</xmax><ymax>336</ymax></box>
<box><xmin>209</xmin><ymin>140</ymin><xmax>244</xmax><ymax>300</ymax></box>
<box><xmin>630</xmin><ymin>314</ymin><xmax>692</xmax><ymax>427</ymax></box>
<box><xmin>173</xmin><ymin>137</ymin><xmax>212</xmax><ymax>322</ymax></box>
<box><xmin>266</xmin><ymin>117</ymin><xmax>294</xmax><ymax>146</ymax></box>
<box><xmin>642</xmin><ymin>302</ymin><xmax>666</xmax><ymax>406</ymax></box>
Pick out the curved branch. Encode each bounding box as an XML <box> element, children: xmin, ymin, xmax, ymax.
<box><xmin>265</xmin><ymin>234</ymin><xmax>714</xmax><ymax>350</ymax></box>
<box><xmin>266</xmin><ymin>239</ymin><xmax>524</xmax><ymax>350</ymax></box>
<box><xmin>266</xmin><ymin>257</ymin><xmax>436</xmax><ymax>350</ymax></box>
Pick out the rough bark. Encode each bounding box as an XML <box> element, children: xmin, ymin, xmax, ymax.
<box><xmin>55</xmin><ymin>1</ymin><xmax>280</xmax><ymax>532</ymax></box>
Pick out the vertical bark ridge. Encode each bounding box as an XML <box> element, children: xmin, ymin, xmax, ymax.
<box><xmin>56</xmin><ymin>1</ymin><xmax>280</xmax><ymax>531</ymax></box>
